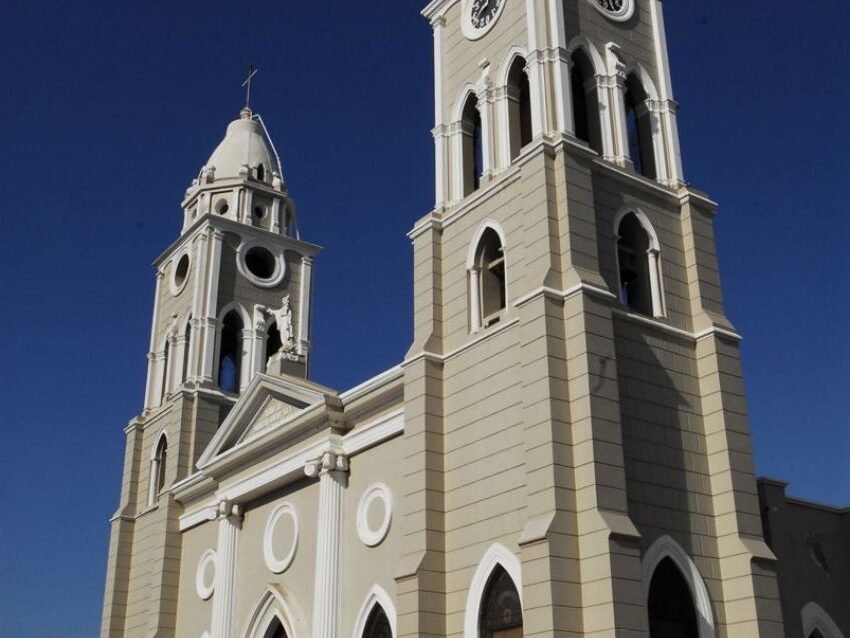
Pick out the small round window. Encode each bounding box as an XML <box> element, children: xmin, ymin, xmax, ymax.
<box><xmin>215</xmin><ymin>199</ymin><xmax>230</xmax><ymax>215</ymax></box>
<box><xmin>245</xmin><ymin>247</ymin><xmax>276</xmax><ymax>280</ymax></box>
<box><xmin>254</xmin><ymin>205</ymin><xmax>266</xmax><ymax>220</ymax></box>
<box><xmin>170</xmin><ymin>253</ymin><xmax>191</xmax><ymax>295</ymax></box>
<box><xmin>237</xmin><ymin>242</ymin><xmax>285</xmax><ymax>287</ymax></box>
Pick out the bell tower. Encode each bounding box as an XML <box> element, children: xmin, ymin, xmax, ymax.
<box><xmin>399</xmin><ymin>1</ymin><xmax>785</xmax><ymax>637</ymax></box>
<box><xmin>100</xmin><ymin>105</ymin><xmax>320</xmax><ymax>637</ymax></box>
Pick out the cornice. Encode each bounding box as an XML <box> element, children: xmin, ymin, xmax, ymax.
<box><xmin>421</xmin><ymin>0</ymin><xmax>459</xmax><ymax>22</ymax></box>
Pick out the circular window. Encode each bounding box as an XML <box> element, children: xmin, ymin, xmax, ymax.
<box><xmin>170</xmin><ymin>253</ymin><xmax>191</xmax><ymax>295</ymax></box>
<box><xmin>356</xmin><ymin>483</ymin><xmax>393</xmax><ymax>547</ymax></box>
<box><xmin>245</xmin><ymin>247</ymin><xmax>275</xmax><ymax>279</ymax></box>
<box><xmin>236</xmin><ymin>242</ymin><xmax>286</xmax><ymax>288</ymax></box>
<box><xmin>215</xmin><ymin>199</ymin><xmax>230</xmax><ymax>215</ymax></box>
<box><xmin>195</xmin><ymin>550</ymin><xmax>216</xmax><ymax>600</ymax></box>
<box><xmin>263</xmin><ymin>503</ymin><xmax>299</xmax><ymax>574</ymax></box>
<box><xmin>254</xmin><ymin>205</ymin><xmax>267</xmax><ymax>220</ymax></box>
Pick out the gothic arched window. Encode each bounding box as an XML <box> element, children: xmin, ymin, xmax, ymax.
<box><xmin>462</xmin><ymin>94</ymin><xmax>484</xmax><ymax>196</ymax></box>
<box><xmin>624</xmin><ymin>74</ymin><xmax>656</xmax><ymax>179</ymax></box>
<box><xmin>148</xmin><ymin>434</ymin><xmax>168</xmax><ymax>506</ymax></box>
<box><xmin>647</xmin><ymin>557</ymin><xmax>699</xmax><ymax>638</ymax></box>
<box><xmin>218</xmin><ymin>310</ymin><xmax>244</xmax><ymax>393</ymax></box>
<box><xmin>362</xmin><ymin>604</ymin><xmax>392</xmax><ymax>638</ymax></box>
<box><xmin>262</xmin><ymin>618</ymin><xmax>286</xmax><ymax>638</ymax></box>
<box><xmin>265</xmin><ymin>322</ymin><xmax>283</xmax><ymax>371</ymax></box>
<box><xmin>181</xmin><ymin>320</ymin><xmax>192</xmax><ymax>384</ymax></box>
<box><xmin>570</xmin><ymin>49</ymin><xmax>602</xmax><ymax>154</ymax></box>
<box><xmin>617</xmin><ymin>212</ymin><xmax>662</xmax><ymax>317</ymax></box>
<box><xmin>470</xmin><ymin>227</ymin><xmax>507</xmax><ymax>331</ymax></box>
<box><xmin>506</xmin><ymin>57</ymin><xmax>532</xmax><ymax>161</ymax></box>
<box><xmin>479</xmin><ymin>566</ymin><xmax>523</xmax><ymax>638</ymax></box>
<box><xmin>160</xmin><ymin>340</ymin><xmax>170</xmax><ymax>405</ymax></box>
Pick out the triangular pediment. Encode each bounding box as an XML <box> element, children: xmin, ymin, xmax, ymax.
<box><xmin>197</xmin><ymin>374</ymin><xmax>339</xmax><ymax>470</ymax></box>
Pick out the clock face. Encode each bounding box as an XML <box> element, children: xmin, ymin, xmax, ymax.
<box><xmin>591</xmin><ymin>0</ymin><xmax>634</xmax><ymax>21</ymax></box>
<box><xmin>462</xmin><ymin>0</ymin><xmax>506</xmax><ymax>40</ymax></box>
<box><xmin>470</xmin><ymin>0</ymin><xmax>501</xmax><ymax>29</ymax></box>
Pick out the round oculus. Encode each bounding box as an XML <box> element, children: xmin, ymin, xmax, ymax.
<box><xmin>589</xmin><ymin>0</ymin><xmax>634</xmax><ymax>22</ymax></box>
<box><xmin>462</xmin><ymin>0</ymin><xmax>506</xmax><ymax>40</ymax></box>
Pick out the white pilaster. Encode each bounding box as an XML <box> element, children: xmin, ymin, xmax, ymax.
<box><xmin>645</xmin><ymin>100</ymin><xmax>670</xmax><ymax>184</ymax></box>
<box><xmin>143</xmin><ymin>271</ymin><xmax>165</xmax><ymax>411</ymax></box>
<box><xmin>450</xmin><ymin>122</ymin><xmax>464</xmax><ymax>201</ymax></box>
<box><xmin>187</xmin><ymin>232</ymin><xmax>207</xmax><ymax>382</ymax></box>
<box><xmin>475</xmin><ymin>67</ymin><xmax>494</xmax><ymax>177</ymax></box>
<box><xmin>305</xmin><ymin>452</ymin><xmax>349</xmax><ymax>638</ymax></box>
<box><xmin>210</xmin><ymin>501</ymin><xmax>242</xmax><ymax>638</ymax></box>
<box><xmin>201</xmin><ymin>230</ymin><xmax>224</xmax><ymax>383</ymax></box>
<box><xmin>595</xmin><ymin>75</ymin><xmax>617</xmax><ymax>162</ymax></box>
<box><xmin>547</xmin><ymin>0</ymin><xmax>574</xmax><ymax>135</ymax></box>
<box><xmin>240</xmin><ymin>328</ymin><xmax>253</xmax><ymax>392</ymax></box>
<box><xmin>432</xmin><ymin>16</ymin><xmax>448</xmax><ymax>207</ymax></box>
<box><xmin>650</xmin><ymin>0</ymin><xmax>684</xmax><ymax>186</ymax></box>
<box><xmin>525</xmin><ymin>0</ymin><xmax>548</xmax><ymax>136</ymax></box>
<box><xmin>495</xmin><ymin>86</ymin><xmax>511</xmax><ymax>169</ymax></box>
<box><xmin>648</xmin><ymin>248</ymin><xmax>664</xmax><ymax>318</ymax></box>
<box><xmin>298</xmin><ymin>256</ymin><xmax>313</xmax><ymax>360</ymax></box>
<box><xmin>252</xmin><ymin>306</ymin><xmax>267</xmax><ymax>377</ymax></box>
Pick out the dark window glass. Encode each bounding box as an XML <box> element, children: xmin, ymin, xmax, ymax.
<box><xmin>363</xmin><ymin>604</ymin><xmax>392</xmax><ymax>638</ymax></box>
<box><xmin>480</xmin><ymin>566</ymin><xmax>523</xmax><ymax>638</ymax></box>
<box><xmin>648</xmin><ymin>558</ymin><xmax>699</xmax><ymax>638</ymax></box>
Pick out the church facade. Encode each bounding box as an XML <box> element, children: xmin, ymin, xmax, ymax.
<box><xmin>100</xmin><ymin>1</ymin><xmax>847</xmax><ymax>637</ymax></box>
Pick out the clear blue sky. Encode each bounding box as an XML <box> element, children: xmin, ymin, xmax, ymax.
<box><xmin>0</xmin><ymin>1</ymin><xmax>847</xmax><ymax>636</ymax></box>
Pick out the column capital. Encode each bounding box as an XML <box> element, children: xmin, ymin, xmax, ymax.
<box><xmin>304</xmin><ymin>452</ymin><xmax>349</xmax><ymax>478</ymax></box>
<box><xmin>216</xmin><ymin>500</ymin><xmax>242</xmax><ymax>523</ymax></box>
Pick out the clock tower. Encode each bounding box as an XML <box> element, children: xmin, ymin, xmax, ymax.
<box><xmin>400</xmin><ymin>0</ymin><xmax>785</xmax><ymax>636</ymax></box>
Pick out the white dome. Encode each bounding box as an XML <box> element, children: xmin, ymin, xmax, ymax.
<box><xmin>204</xmin><ymin>108</ymin><xmax>281</xmax><ymax>181</ymax></box>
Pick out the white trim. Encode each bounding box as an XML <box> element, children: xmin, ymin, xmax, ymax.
<box><xmin>236</xmin><ymin>239</ymin><xmax>287</xmax><ymax>288</ymax></box>
<box><xmin>351</xmin><ymin>584</ymin><xmax>398</xmax><ymax>638</ymax></box>
<box><xmin>496</xmin><ymin>46</ymin><xmax>530</xmax><ymax>168</ymax></box>
<box><xmin>340</xmin><ymin>366</ymin><xmax>403</xmax><ymax>402</ymax></box>
<box><xmin>356</xmin><ymin>483</ymin><xmax>393</xmax><ymax>547</ymax></box>
<box><xmin>195</xmin><ymin>549</ymin><xmax>216</xmax><ymax>601</ymax></box>
<box><xmin>802</xmin><ymin>602</ymin><xmax>845</xmax><ymax>638</ymax></box>
<box><xmin>241</xmin><ymin>586</ymin><xmax>308</xmax><ymax>638</ymax></box>
<box><xmin>642</xmin><ymin>535</ymin><xmax>715</xmax><ymax>638</ymax></box>
<box><xmin>466</xmin><ymin>219</ymin><xmax>507</xmax><ymax>270</ymax></box>
<box><xmin>342</xmin><ymin>410</ymin><xmax>405</xmax><ymax>456</ymax></box>
<box><xmin>463</xmin><ymin>543</ymin><xmax>523</xmax><ymax>638</ymax></box>
<box><xmin>263</xmin><ymin>502</ymin><xmax>299</xmax><ymax>574</ymax></box>
<box><xmin>147</xmin><ymin>430</ymin><xmax>169</xmax><ymax>507</ymax></box>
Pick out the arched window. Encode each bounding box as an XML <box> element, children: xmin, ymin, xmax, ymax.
<box><xmin>181</xmin><ymin>320</ymin><xmax>192</xmax><ymax>384</ymax></box>
<box><xmin>265</xmin><ymin>322</ymin><xmax>283</xmax><ymax>371</ymax></box>
<box><xmin>160</xmin><ymin>340</ymin><xmax>170</xmax><ymax>405</ymax></box>
<box><xmin>617</xmin><ymin>212</ymin><xmax>662</xmax><ymax>317</ymax></box>
<box><xmin>648</xmin><ymin>557</ymin><xmax>699</xmax><ymax>638</ymax></box>
<box><xmin>506</xmin><ymin>57</ymin><xmax>532</xmax><ymax>161</ymax></box>
<box><xmin>479</xmin><ymin>566</ymin><xmax>523</xmax><ymax>638</ymax></box>
<box><xmin>257</xmin><ymin>163</ymin><xmax>266</xmax><ymax>181</ymax></box>
<box><xmin>470</xmin><ymin>227</ymin><xmax>507</xmax><ymax>331</ymax></box>
<box><xmin>362</xmin><ymin>604</ymin><xmax>392</xmax><ymax>638</ymax></box>
<box><xmin>262</xmin><ymin>618</ymin><xmax>286</xmax><ymax>638</ymax></box>
<box><xmin>218</xmin><ymin>310</ymin><xmax>244</xmax><ymax>393</ymax></box>
<box><xmin>624</xmin><ymin>74</ymin><xmax>656</xmax><ymax>179</ymax></box>
<box><xmin>147</xmin><ymin>434</ymin><xmax>168</xmax><ymax>506</ymax></box>
<box><xmin>462</xmin><ymin>95</ymin><xmax>484</xmax><ymax>196</ymax></box>
<box><xmin>570</xmin><ymin>49</ymin><xmax>602</xmax><ymax>154</ymax></box>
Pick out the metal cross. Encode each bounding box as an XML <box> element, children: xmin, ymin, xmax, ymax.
<box><xmin>242</xmin><ymin>64</ymin><xmax>258</xmax><ymax>110</ymax></box>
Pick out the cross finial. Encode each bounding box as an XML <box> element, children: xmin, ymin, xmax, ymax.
<box><xmin>242</xmin><ymin>64</ymin><xmax>258</xmax><ymax>111</ymax></box>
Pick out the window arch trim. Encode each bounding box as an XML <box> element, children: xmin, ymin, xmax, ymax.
<box><xmin>463</xmin><ymin>543</ymin><xmax>523</xmax><ymax>638</ymax></box>
<box><xmin>214</xmin><ymin>302</ymin><xmax>252</xmax><ymax>393</ymax></box>
<box><xmin>241</xmin><ymin>585</ymin><xmax>308</xmax><ymax>638</ymax></box>
<box><xmin>614</xmin><ymin>207</ymin><xmax>664</xmax><ymax>317</ymax></box>
<box><xmin>467</xmin><ymin>221</ymin><xmax>508</xmax><ymax>332</ymax></box>
<box><xmin>466</xmin><ymin>220</ymin><xmax>508</xmax><ymax>270</ymax></box>
<box><xmin>802</xmin><ymin>602</ymin><xmax>845</xmax><ymax>638</ymax></box>
<box><xmin>565</xmin><ymin>36</ymin><xmax>607</xmax><ymax>76</ymax></box>
<box><xmin>642</xmin><ymin>535</ymin><xmax>715</xmax><ymax>638</ymax></box>
<box><xmin>147</xmin><ymin>430</ymin><xmax>169</xmax><ymax>506</ymax></box>
<box><xmin>351</xmin><ymin>584</ymin><xmax>397</xmax><ymax>638</ymax></box>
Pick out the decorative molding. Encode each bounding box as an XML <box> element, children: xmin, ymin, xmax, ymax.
<box><xmin>642</xmin><ymin>535</ymin><xmax>715</xmax><ymax>638</ymax></box>
<box><xmin>195</xmin><ymin>549</ymin><xmax>216</xmax><ymax>600</ymax></box>
<box><xmin>236</xmin><ymin>239</ymin><xmax>287</xmax><ymax>288</ymax></box>
<box><xmin>263</xmin><ymin>502</ymin><xmax>299</xmax><ymax>574</ymax></box>
<box><xmin>463</xmin><ymin>543</ymin><xmax>523</xmax><ymax>638</ymax></box>
<box><xmin>342</xmin><ymin>410</ymin><xmax>404</xmax><ymax>457</ymax></box>
<box><xmin>802</xmin><ymin>602</ymin><xmax>845</xmax><ymax>638</ymax></box>
<box><xmin>356</xmin><ymin>483</ymin><xmax>393</xmax><ymax>547</ymax></box>
<box><xmin>240</xmin><ymin>586</ymin><xmax>308</xmax><ymax>638</ymax></box>
<box><xmin>351</xmin><ymin>584</ymin><xmax>398</xmax><ymax>638</ymax></box>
